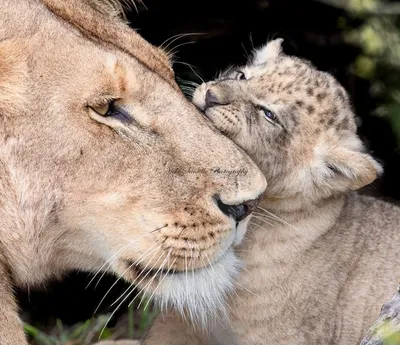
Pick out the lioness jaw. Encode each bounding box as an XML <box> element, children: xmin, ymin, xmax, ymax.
<box><xmin>0</xmin><ymin>0</ymin><xmax>266</xmax><ymax>343</ymax></box>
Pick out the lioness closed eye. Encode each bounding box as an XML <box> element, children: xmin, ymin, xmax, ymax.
<box><xmin>0</xmin><ymin>1</ymin><xmax>267</xmax><ymax>344</ymax></box>
<box><xmin>142</xmin><ymin>39</ymin><xmax>400</xmax><ymax>345</ymax></box>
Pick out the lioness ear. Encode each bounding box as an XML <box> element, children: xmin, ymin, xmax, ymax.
<box><xmin>325</xmin><ymin>146</ymin><xmax>383</xmax><ymax>190</ymax></box>
<box><xmin>252</xmin><ymin>38</ymin><xmax>284</xmax><ymax>65</ymax></box>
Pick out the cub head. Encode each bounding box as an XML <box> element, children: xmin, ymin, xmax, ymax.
<box><xmin>0</xmin><ymin>0</ymin><xmax>266</xmax><ymax>320</ymax></box>
<box><xmin>193</xmin><ymin>39</ymin><xmax>382</xmax><ymax>210</ymax></box>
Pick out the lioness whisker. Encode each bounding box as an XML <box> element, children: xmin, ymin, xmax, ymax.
<box><xmin>173</xmin><ymin>61</ymin><xmax>205</xmax><ymax>83</ymax></box>
<box><xmin>251</xmin><ymin>213</ymin><xmax>281</xmax><ymax>227</ymax></box>
<box><xmin>167</xmin><ymin>41</ymin><xmax>196</xmax><ymax>57</ymax></box>
<box><xmin>160</xmin><ymin>32</ymin><xmax>204</xmax><ymax>50</ymax></box>
<box><xmin>137</xmin><ymin>0</ymin><xmax>148</xmax><ymax>11</ymax></box>
<box><xmin>256</xmin><ymin>206</ymin><xmax>301</xmax><ymax>232</ymax></box>
<box><xmin>130</xmin><ymin>0</ymin><xmax>138</xmax><ymax>13</ymax></box>
<box><xmin>89</xmin><ymin>223</ymin><xmax>165</xmax><ymax>289</ymax></box>
<box><xmin>143</xmin><ymin>255</ymin><xmax>176</xmax><ymax>312</ymax></box>
<box><xmin>149</xmin><ymin>224</ymin><xmax>168</xmax><ymax>233</ymax></box>
<box><xmin>205</xmin><ymin>252</ymin><xmax>217</xmax><ymax>276</ymax></box>
<box><xmin>159</xmin><ymin>257</ymin><xmax>178</xmax><ymax>314</ymax></box>
<box><xmin>99</xmin><ymin>250</ymin><xmax>165</xmax><ymax>339</ymax></box>
<box><xmin>247</xmin><ymin>221</ymin><xmax>265</xmax><ymax>231</ymax></box>
<box><xmin>184</xmin><ymin>250</ymin><xmax>188</xmax><ymax>293</ymax></box>
<box><xmin>251</xmin><ymin>215</ymin><xmax>277</xmax><ymax>228</ymax></box>
<box><xmin>137</xmin><ymin>252</ymin><xmax>171</xmax><ymax>309</ymax></box>
<box><xmin>94</xmin><ymin>241</ymin><xmax>160</xmax><ymax>314</ymax></box>
<box><xmin>252</xmin><ymin>212</ymin><xmax>281</xmax><ymax>222</ymax></box>
<box><xmin>126</xmin><ymin>252</ymin><xmax>165</xmax><ymax>308</ymax></box>
<box><xmin>189</xmin><ymin>246</ymin><xmax>195</xmax><ymax>286</ymax></box>
<box><xmin>188</xmin><ymin>246</ymin><xmax>194</xmax><ymax>268</ymax></box>
<box><xmin>109</xmin><ymin>243</ymin><xmax>161</xmax><ymax>307</ymax></box>
<box><xmin>87</xmin><ymin>232</ymin><xmax>150</xmax><ymax>289</ymax></box>
<box><xmin>87</xmin><ymin>243</ymin><xmax>130</xmax><ymax>289</ymax></box>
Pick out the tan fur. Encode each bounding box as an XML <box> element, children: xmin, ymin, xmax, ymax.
<box><xmin>143</xmin><ymin>40</ymin><xmax>400</xmax><ymax>345</ymax></box>
<box><xmin>0</xmin><ymin>1</ymin><xmax>267</xmax><ymax>344</ymax></box>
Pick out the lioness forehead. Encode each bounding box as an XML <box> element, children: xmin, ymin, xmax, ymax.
<box><xmin>1</xmin><ymin>0</ymin><xmax>181</xmax><ymax>114</ymax></box>
<box><xmin>2</xmin><ymin>0</ymin><xmax>175</xmax><ymax>88</ymax></box>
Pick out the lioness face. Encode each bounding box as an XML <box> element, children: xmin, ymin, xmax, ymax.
<box><xmin>1</xmin><ymin>1</ymin><xmax>266</xmax><ymax>319</ymax></box>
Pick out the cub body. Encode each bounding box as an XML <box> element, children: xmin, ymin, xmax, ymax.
<box><xmin>143</xmin><ymin>40</ymin><xmax>400</xmax><ymax>345</ymax></box>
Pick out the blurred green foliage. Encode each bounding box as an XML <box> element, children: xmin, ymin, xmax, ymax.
<box><xmin>323</xmin><ymin>0</ymin><xmax>400</xmax><ymax>148</ymax></box>
<box><xmin>366</xmin><ymin>318</ymin><xmax>400</xmax><ymax>345</ymax></box>
<box><xmin>25</xmin><ymin>316</ymin><xmax>112</xmax><ymax>345</ymax></box>
<box><xmin>25</xmin><ymin>299</ymin><xmax>156</xmax><ymax>345</ymax></box>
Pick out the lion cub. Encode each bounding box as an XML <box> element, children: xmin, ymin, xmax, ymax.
<box><xmin>142</xmin><ymin>39</ymin><xmax>400</xmax><ymax>345</ymax></box>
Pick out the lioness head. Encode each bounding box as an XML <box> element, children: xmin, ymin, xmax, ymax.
<box><xmin>193</xmin><ymin>39</ymin><xmax>381</xmax><ymax>211</ymax></box>
<box><xmin>0</xmin><ymin>0</ymin><xmax>266</xmax><ymax>320</ymax></box>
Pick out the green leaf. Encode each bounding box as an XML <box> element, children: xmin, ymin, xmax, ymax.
<box><xmin>24</xmin><ymin>323</ymin><xmax>58</xmax><ymax>345</ymax></box>
<box><xmin>24</xmin><ymin>324</ymin><xmax>40</xmax><ymax>338</ymax></box>
<box><xmin>70</xmin><ymin>319</ymin><xmax>92</xmax><ymax>339</ymax></box>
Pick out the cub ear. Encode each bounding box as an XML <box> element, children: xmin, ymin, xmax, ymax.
<box><xmin>325</xmin><ymin>146</ymin><xmax>383</xmax><ymax>190</ymax></box>
<box><xmin>252</xmin><ymin>38</ymin><xmax>284</xmax><ymax>65</ymax></box>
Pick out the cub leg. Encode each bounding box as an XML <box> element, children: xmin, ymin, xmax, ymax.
<box><xmin>143</xmin><ymin>311</ymin><xmax>207</xmax><ymax>345</ymax></box>
<box><xmin>0</xmin><ymin>260</ymin><xmax>28</xmax><ymax>345</ymax></box>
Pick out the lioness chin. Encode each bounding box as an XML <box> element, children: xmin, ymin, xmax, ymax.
<box><xmin>142</xmin><ymin>40</ymin><xmax>400</xmax><ymax>345</ymax></box>
<box><xmin>0</xmin><ymin>1</ymin><xmax>267</xmax><ymax>344</ymax></box>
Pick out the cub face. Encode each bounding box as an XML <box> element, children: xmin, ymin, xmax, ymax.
<box><xmin>193</xmin><ymin>39</ymin><xmax>382</xmax><ymax>207</ymax></box>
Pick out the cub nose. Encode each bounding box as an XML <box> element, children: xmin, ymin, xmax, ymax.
<box><xmin>205</xmin><ymin>89</ymin><xmax>222</xmax><ymax>108</ymax></box>
<box><xmin>216</xmin><ymin>196</ymin><xmax>260</xmax><ymax>222</ymax></box>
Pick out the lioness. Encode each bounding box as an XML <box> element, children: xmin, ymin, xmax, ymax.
<box><xmin>142</xmin><ymin>39</ymin><xmax>400</xmax><ymax>345</ymax></box>
<box><xmin>0</xmin><ymin>1</ymin><xmax>267</xmax><ymax>344</ymax></box>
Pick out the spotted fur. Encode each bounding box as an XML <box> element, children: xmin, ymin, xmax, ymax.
<box><xmin>143</xmin><ymin>40</ymin><xmax>400</xmax><ymax>345</ymax></box>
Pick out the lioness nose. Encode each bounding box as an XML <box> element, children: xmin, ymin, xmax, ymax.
<box><xmin>205</xmin><ymin>89</ymin><xmax>222</xmax><ymax>108</ymax></box>
<box><xmin>216</xmin><ymin>196</ymin><xmax>260</xmax><ymax>222</ymax></box>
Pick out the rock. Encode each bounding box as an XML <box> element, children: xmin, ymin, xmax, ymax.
<box><xmin>360</xmin><ymin>286</ymin><xmax>400</xmax><ymax>345</ymax></box>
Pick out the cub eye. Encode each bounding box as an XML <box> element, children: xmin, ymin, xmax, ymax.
<box><xmin>258</xmin><ymin>106</ymin><xmax>277</xmax><ymax>123</ymax></box>
<box><xmin>236</xmin><ymin>71</ymin><xmax>247</xmax><ymax>80</ymax></box>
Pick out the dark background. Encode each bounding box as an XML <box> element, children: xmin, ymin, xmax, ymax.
<box><xmin>21</xmin><ymin>0</ymin><xmax>400</xmax><ymax>337</ymax></box>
